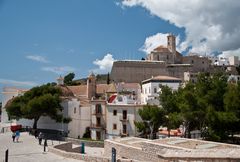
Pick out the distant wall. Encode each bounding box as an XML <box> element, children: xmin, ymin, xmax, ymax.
<box><xmin>111</xmin><ymin>61</ymin><xmax>198</xmax><ymax>83</ymax></box>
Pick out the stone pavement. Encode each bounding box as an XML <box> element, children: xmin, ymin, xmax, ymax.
<box><xmin>0</xmin><ymin>132</ymin><xmax>84</xmax><ymax>162</ymax></box>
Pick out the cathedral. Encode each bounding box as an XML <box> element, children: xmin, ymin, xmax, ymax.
<box><xmin>111</xmin><ymin>34</ymin><xmax>210</xmax><ymax>83</ymax></box>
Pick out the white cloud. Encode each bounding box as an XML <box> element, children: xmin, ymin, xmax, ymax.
<box><xmin>121</xmin><ymin>0</ymin><xmax>240</xmax><ymax>56</ymax></box>
<box><xmin>141</xmin><ymin>33</ymin><xmax>180</xmax><ymax>54</ymax></box>
<box><xmin>0</xmin><ymin>79</ymin><xmax>38</xmax><ymax>87</ymax></box>
<box><xmin>41</xmin><ymin>66</ymin><xmax>75</xmax><ymax>75</ymax></box>
<box><xmin>26</xmin><ymin>55</ymin><xmax>49</xmax><ymax>63</ymax></box>
<box><xmin>220</xmin><ymin>48</ymin><xmax>240</xmax><ymax>58</ymax></box>
<box><xmin>93</xmin><ymin>54</ymin><xmax>116</xmax><ymax>73</ymax></box>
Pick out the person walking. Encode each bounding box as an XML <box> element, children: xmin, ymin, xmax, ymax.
<box><xmin>15</xmin><ymin>130</ymin><xmax>20</xmax><ymax>142</ymax></box>
<box><xmin>12</xmin><ymin>131</ymin><xmax>16</xmax><ymax>142</ymax></box>
<box><xmin>38</xmin><ymin>132</ymin><xmax>44</xmax><ymax>145</ymax></box>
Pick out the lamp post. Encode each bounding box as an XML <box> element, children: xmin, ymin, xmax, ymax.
<box><xmin>165</xmin><ymin>115</ymin><xmax>170</xmax><ymax>138</ymax></box>
<box><xmin>145</xmin><ymin>120</ymin><xmax>154</xmax><ymax>139</ymax></box>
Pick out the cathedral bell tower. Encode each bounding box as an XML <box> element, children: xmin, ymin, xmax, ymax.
<box><xmin>87</xmin><ymin>72</ymin><xmax>96</xmax><ymax>99</ymax></box>
<box><xmin>167</xmin><ymin>34</ymin><xmax>176</xmax><ymax>63</ymax></box>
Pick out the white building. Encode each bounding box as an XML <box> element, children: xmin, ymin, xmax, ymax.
<box><xmin>90</xmin><ymin>82</ymin><xmax>143</xmax><ymax>140</ymax></box>
<box><xmin>184</xmin><ymin>71</ymin><xmax>199</xmax><ymax>83</ymax></box>
<box><xmin>106</xmin><ymin>93</ymin><xmax>142</xmax><ymax>139</ymax></box>
<box><xmin>228</xmin><ymin>74</ymin><xmax>240</xmax><ymax>83</ymax></box>
<box><xmin>0</xmin><ymin>75</ymin><xmax>94</xmax><ymax>138</ymax></box>
<box><xmin>229</xmin><ymin>56</ymin><xmax>239</xmax><ymax>66</ymax></box>
<box><xmin>141</xmin><ymin>75</ymin><xmax>182</xmax><ymax>105</ymax></box>
<box><xmin>1</xmin><ymin>87</ymin><xmax>27</xmax><ymax>124</ymax></box>
<box><xmin>90</xmin><ymin>100</ymin><xmax>107</xmax><ymax>140</ymax></box>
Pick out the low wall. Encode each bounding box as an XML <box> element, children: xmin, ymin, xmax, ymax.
<box><xmin>49</xmin><ymin>146</ymin><xmax>109</xmax><ymax>162</ymax></box>
<box><xmin>50</xmin><ymin>142</ymin><xmax>144</xmax><ymax>162</ymax></box>
<box><xmin>66</xmin><ymin>138</ymin><xmax>104</xmax><ymax>148</ymax></box>
<box><xmin>104</xmin><ymin>140</ymin><xmax>155</xmax><ymax>162</ymax></box>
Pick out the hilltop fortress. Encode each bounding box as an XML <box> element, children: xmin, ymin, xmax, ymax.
<box><xmin>111</xmin><ymin>34</ymin><xmax>213</xmax><ymax>83</ymax></box>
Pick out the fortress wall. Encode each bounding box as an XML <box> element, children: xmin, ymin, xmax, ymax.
<box><xmin>111</xmin><ymin>61</ymin><xmax>168</xmax><ymax>83</ymax></box>
<box><xmin>182</xmin><ymin>56</ymin><xmax>210</xmax><ymax>72</ymax></box>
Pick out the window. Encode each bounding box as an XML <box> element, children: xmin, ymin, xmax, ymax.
<box><xmin>113</xmin><ymin>110</ymin><xmax>117</xmax><ymax>116</ymax></box>
<box><xmin>113</xmin><ymin>124</ymin><xmax>117</xmax><ymax>130</ymax></box>
<box><xmin>132</xmin><ymin>91</ymin><xmax>136</xmax><ymax>95</ymax></box>
<box><xmin>192</xmin><ymin>60</ymin><xmax>194</xmax><ymax>64</ymax></box>
<box><xmin>149</xmin><ymin>87</ymin><xmax>151</xmax><ymax>93</ymax></box>
<box><xmin>145</xmin><ymin>88</ymin><xmax>147</xmax><ymax>94</ymax></box>
<box><xmin>123</xmin><ymin>110</ymin><xmax>127</xmax><ymax>120</ymax></box>
<box><xmin>154</xmin><ymin>87</ymin><xmax>157</xmax><ymax>93</ymax></box>
<box><xmin>202</xmin><ymin>61</ymin><xmax>204</xmax><ymax>64</ymax></box>
<box><xmin>74</xmin><ymin>107</ymin><xmax>76</xmax><ymax>114</ymax></box>
<box><xmin>97</xmin><ymin>117</ymin><xmax>101</xmax><ymax>126</ymax></box>
<box><xmin>96</xmin><ymin>104</ymin><xmax>102</xmax><ymax>114</ymax></box>
<box><xmin>117</xmin><ymin>96</ymin><xmax>123</xmax><ymax>102</ymax></box>
<box><xmin>123</xmin><ymin>124</ymin><xmax>127</xmax><ymax>134</ymax></box>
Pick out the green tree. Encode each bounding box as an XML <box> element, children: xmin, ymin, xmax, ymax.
<box><xmin>223</xmin><ymin>83</ymin><xmax>240</xmax><ymax>140</ymax></box>
<box><xmin>107</xmin><ymin>73</ymin><xmax>110</xmax><ymax>84</ymax></box>
<box><xmin>178</xmin><ymin>83</ymin><xmax>206</xmax><ymax>138</ymax></box>
<box><xmin>6</xmin><ymin>84</ymin><xmax>71</xmax><ymax>129</ymax></box>
<box><xmin>159</xmin><ymin>85</ymin><xmax>182</xmax><ymax>137</ymax></box>
<box><xmin>64</xmin><ymin>73</ymin><xmax>75</xmax><ymax>85</ymax></box>
<box><xmin>135</xmin><ymin>105</ymin><xmax>165</xmax><ymax>139</ymax></box>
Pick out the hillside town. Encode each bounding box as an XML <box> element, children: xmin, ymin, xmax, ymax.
<box><xmin>1</xmin><ymin>34</ymin><xmax>240</xmax><ymax>161</ymax></box>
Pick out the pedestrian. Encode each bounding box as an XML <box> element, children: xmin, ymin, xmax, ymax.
<box><xmin>12</xmin><ymin>131</ymin><xmax>16</xmax><ymax>142</ymax></box>
<box><xmin>34</xmin><ymin>129</ymin><xmax>38</xmax><ymax>138</ymax></box>
<box><xmin>15</xmin><ymin>130</ymin><xmax>20</xmax><ymax>142</ymax></box>
<box><xmin>38</xmin><ymin>132</ymin><xmax>43</xmax><ymax>145</ymax></box>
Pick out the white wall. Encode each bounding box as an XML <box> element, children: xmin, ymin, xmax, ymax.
<box><xmin>106</xmin><ymin>105</ymin><xmax>142</xmax><ymax>139</ymax></box>
<box><xmin>64</xmin><ymin>98</ymin><xmax>91</xmax><ymax>139</ymax></box>
<box><xmin>1</xmin><ymin>88</ymin><xmax>24</xmax><ymax>123</ymax></box>
<box><xmin>229</xmin><ymin>56</ymin><xmax>239</xmax><ymax>66</ymax></box>
<box><xmin>90</xmin><ymin>101</ymin><xmax>106</xmax><ymax>140</ymax></box>
<box><xmin>141</xmin><ymin>81</ymin><xmax>181</xmax><ymax>105</ymax></box>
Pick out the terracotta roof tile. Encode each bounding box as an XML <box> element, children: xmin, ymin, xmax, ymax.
<box><xmin>153</xmin><ymin>45</ymin><xmax>170</xmax><ymax>53</ymax></box>
<box><xmin>117</xmin><ymin>83</ymin><xmax>140</xmax><ymax>89</ymax></box>
<box><xmin>67</xmin><ymin>85</ymin><xmax>87</xmax><ymax>96</ymax></box>
<box><xmin>106</xmin><ymin>83</ymin><xmax>117</xmax><ymax>93</ymax></box>
<box><xmin>142</xmin><ymin>75</ymin><xmax>182</xmax><ymax>83</ymax></box>
<box><xmin>96</xmin><ymin>84</ymin><xmax>110</xmax><ymax>94</ymax></box>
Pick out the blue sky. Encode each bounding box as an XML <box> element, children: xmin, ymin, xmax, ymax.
<box><xmin>0</xmin><ymin>0</ymin><xmax>183</xmax><ymax>90</ymax></box>
<box><xmin>1</xmin><ymin>0</ymin><xmax>240</xmax><ymax>100</ymax></box>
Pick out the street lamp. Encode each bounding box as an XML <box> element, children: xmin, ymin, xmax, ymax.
<box><xmin>145</xmin><ymin>120</ymin><xmax>154</xmax><ymax>139</ymax></box>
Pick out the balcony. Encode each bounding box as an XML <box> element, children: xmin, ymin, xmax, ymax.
<box><xmin>119</xmin><ymin>115</ymin><xmax>129</xmax><ymax>123</ymax></box>
<box><xmin>92</xmin><ymin>111</ymin><xmax>103</xmax><ymax>117</ymax></box>
<box><xmin>90</xmin><ymin>124</ymin><xmax>105</xmax><ymax>130</ymax></box>
<box><xmin>120</xmin><ymin>130</ymin><xmax>129</xmax><ymax>137</ymax></box>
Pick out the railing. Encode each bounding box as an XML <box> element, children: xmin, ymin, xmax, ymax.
<box><xmin>90</xmin><ymin>124</ymin><xmax>105</xmax><ymax>129</ymax></box>
<box><xmin>119</xmin><ymin>115</ymin><xmax>129</xmax><ymax>122</ymax></box>
<box><xmin>120</xmin><ymin>130</ymin><xmax>129</xmax><ymax>137</ymax></box>
<box><xmin>92</xmin><ymin>111</ymin><xmax>103</xmax><ymax>116</ymax></box>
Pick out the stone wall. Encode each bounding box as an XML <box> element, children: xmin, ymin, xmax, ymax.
<box><xmin>111</xmin><ymin>61</ymin><xmax>168</xmax><ymax>83</ymax></box>
<box><xmin>111</xmin><ymin>60</ymin><xmax>197</xmax><ymax>83</ymax></box>
<box><xmin>104</xmin><ymin>140</ymin><xmax>156</xmax><ymax>162</ymax></box>
<box><xmin>66</xmin><ymin>138</ymin><xmax>104</xmax><ymax>147</ymax></box>
<box><xmin>50</xmin><ymin>142</ymin><xmax>144</xmax><ymax>162</ymax></box>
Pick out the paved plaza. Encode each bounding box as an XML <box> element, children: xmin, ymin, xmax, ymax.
<box><xmin>0</xmin><ymin>132</ymin><xmax>84</xmax><ymax>162</ymax></box>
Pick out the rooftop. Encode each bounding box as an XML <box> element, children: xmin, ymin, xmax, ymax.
<box><xmin>107</xmin><ymin>137</ymin><xmax>240</xmax><ymax>160</ymax></box>
<box><xmin>142</xmin><ymin>75</ymin><xmax>182</xmax><ymax>84</ymax></box>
